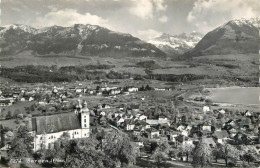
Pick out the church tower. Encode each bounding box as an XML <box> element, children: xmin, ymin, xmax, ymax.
<box><xmin>80</xmin><ymin>101</ymin><xmax>90</xmax><ymax>129</ymax></box>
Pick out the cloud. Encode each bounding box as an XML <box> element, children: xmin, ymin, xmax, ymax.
<box><xmin>153</xmin><ymin>0</ymin><xmax>167</xmax><ymax>11</ymax></box>
<box><xmin>33</xmin><ymin>8</ymin><xmax>112</xmax><ymax>29</ymax></box>
<box><xmin>187</xmin><ymin>0</ymin><xmax>260</xmax><ymax>33</ymax></box>
<box><xmin>136</xmin><ymin>29</ymin><xmax>161</xmax><ymax>40</ymax></box>
<box><xmin>129</xmin><ymin>0</ymin><xmax>167</xmax><ymax>20</ymax></box>
<box><xmin>129</xmin><ymin>0</ymin><xmax>154</xmax><ymax>19</ymax></box>
<box><xmin>158</xmin><ymin>15</ymin><xmax>168</xmax><ymax>23</ymax></box>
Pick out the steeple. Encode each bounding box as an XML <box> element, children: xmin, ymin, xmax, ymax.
<box><xmin>81</xmin><ymin>101</ymin><xmax>89</xmax><ymax>113</ymax></box>
<box><xmin>77</xmin><ymin>100</ymin><xmax>90</xmax><ymax>129</ymax></box>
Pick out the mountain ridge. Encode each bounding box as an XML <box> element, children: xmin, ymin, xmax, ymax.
<box><xmin>0</xmin><ymin>24</ymin><xmax>166</xmax><ymax>58</ymax></box>
<box><xmin>183</xmin><ymin>18</ymin><xmax>260</xmax><ymax>57</ymax></box>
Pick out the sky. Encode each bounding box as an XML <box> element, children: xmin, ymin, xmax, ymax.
<box><xmin>1</xmin><ymin>0</ymin><xmax>260</xmax><ymax>40</ymax></box>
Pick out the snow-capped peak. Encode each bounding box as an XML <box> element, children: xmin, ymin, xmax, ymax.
<box><xmin>1</xmin><ymin>24</ymin><xmax>37</xmax><ymax>34</ymax></box>
<box><xmin>148</xmin><ymin>32</ymin><xmax>203</xmax><ymax>55</ymax></box>
<box><xmin>220</xmin><ymin>17</ymin><xmax>260</xmax><ymax>29</ymax></box>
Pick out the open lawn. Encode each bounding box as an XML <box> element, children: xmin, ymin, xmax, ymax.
<box><xmin>0</xmin><ymin>101</ymin><xmax>37</xmax><ymax>118</ymax></box>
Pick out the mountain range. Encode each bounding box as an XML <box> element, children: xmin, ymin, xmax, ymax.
<box><xmin>0</xmin><ymin>24</ymin><xmax>166</xmax><ymax>58</ymax></box>
<box><xmin>0</xmin><ymin>18</ymin><xmax>259</xmax><ymax>60</ymax></box>
<box><xmin>148</xmin><ymin>32</ymin><xmax>203</xmax><ymax>56</ymax></box>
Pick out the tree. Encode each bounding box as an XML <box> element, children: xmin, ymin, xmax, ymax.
<box><xmin>192</xmin><ymin>142</ymin><xmax>213</xmax><ymax>167</ymax></box>
<box><xmin>8</xmin><ymin>126</ymin><xmax>34</xmax><ymax>158</ymax></box>
<box><xmin>139</xmin><ymin>85</ymin><xmax>145</xmax><ymax>91</ymax></box>
<box><xmin>102</xmin><ymin>131</ymin><xmax>139</xmax><ymax>167</ymax></box>
<box><xmin>180</xmin><ymin>142</ymin><xmax>195</xmax><ymax>162</ymax></box>
<box><xmin>64</xmin><ymin>138</ymin><xmax>107</xmax><ymax>168</ymax></box>
<box><xmin>212</xmin><ymin>144</ymin><xmax>222</xmax><ymax>163</ymax></box>
<box><xmin>13</xmin><ymin>109</ymin><xmax>21</xmax><ymax>118</ymax></box>
<box><xmin>211</xmin><ymin>118</ymin><xmax>217</xmax><ymax>126</ymax></box>
<box><xmin>95</xmin><ymin>129</ymin><xmax>106</xmax><ymax>151</ymax></box>
<box><xmin>241</xmin><ymin>145</ymin><xmax>258</xmax><ymax>165</ymax></box>
<box><xmin>30</xmin><ymin>104</ymin><xmax>35</xmax><ymax>112</ymax></box>
<box><xmin>6</xmin><ymin>111</ymin><xmax>12</xmax><ymax>119</ymax></box>
<box><xmin>151</xmin><ymin>138</ymin><xmax>170</xmax><ymax>167</ymax></box>
<box><xmin>145</xmin><ymin>84</ymin><xmax>152</xmax><ymax>91</ymax></box>
<box><xmin>205</xmin><ymin>99</ymin><xmax>213</xmax><ymax>106</ymax></box>
<box><xmin>219</xmin><ymin>143</ymin><xmax>240</xmax><ymax>167</ymax></box>
<box><xmin>45</xmin><ymin>94</ymin><xmax>51</xmax><ymax>103</ymax></box>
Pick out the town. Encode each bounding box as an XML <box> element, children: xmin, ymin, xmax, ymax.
<box><xmin>0</xmin><ymin>78</ymin><xmax>259</xmax><ymax>167</ymax></box>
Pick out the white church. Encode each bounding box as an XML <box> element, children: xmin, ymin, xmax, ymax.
<box><xmin>30</xmin><ymin>100</ymin><xmax>90</xmax><ymax>151</ymax></box>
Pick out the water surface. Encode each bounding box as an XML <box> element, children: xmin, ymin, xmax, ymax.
<box><xmin>209</xmin><ymin>87</ymin><xmax>260</xmax><ymax>105</ymax></box>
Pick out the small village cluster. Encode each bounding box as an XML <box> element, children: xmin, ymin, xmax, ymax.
<box><xmin>0</xmin><ymin>80</ymin><xmax>260</xmax><ymax>167</ymax></box>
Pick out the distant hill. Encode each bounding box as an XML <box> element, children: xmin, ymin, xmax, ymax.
<box><xmin>0</xmin><ymin>24</ymin><xmax>166</xmax><ymax>58</ymax></box>
<box><xmin>148</xmin><ymin>32</ymin><xmax>203</xmax><ymax>56</ymax></box>
<box><xmin>184</xmin><ymin>18</ymin><xmax>260</xmax><ymax>57</ymax></box>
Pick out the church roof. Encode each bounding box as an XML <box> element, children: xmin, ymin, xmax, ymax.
<box><xmin>31</xmin><ymin>112</ymin><xmax>81</xmax><ymax>135</ymax></box>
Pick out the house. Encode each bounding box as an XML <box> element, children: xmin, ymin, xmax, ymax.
<box><xmin>202</xmin><ymin>123</ymin><xmax>211</xmax><ymax>132</ymax></box>
<box><xmin>130</xmin><ymin>104</ymin><xmax>140</xmax><ymax>111</ymax></box>
<box><xmin>116</xmin><ymin>117</ymin><xmax>125</xmax><ymax>126</ymax></box>
<box><xmin>0</xmin><ymin>98</ymin><xmax>14</xmax><ymax>106</ymax></box>
<box><xmin>29</xmin><ymin>97</ymin><xmax>34</xmax><ymax>102</ymax></box>
<box><xmin>12</xmin><ymin>92</ymin><xmax>19</xmax><ymax>98</ymax></box>
<box><xmin>137</xmin><ymin>120</ymin><xmax>150</xmax><ymax>130</ymax></box>
<box><xmin>109</xmin><ymin>88</ymin><xmax>121</xmax><ymax>95</ymax></box>
<box><xmin>234</xmin><ymin>132</ymin><xmax>249</xmax><ymax>145</ymax></box>
<box><xmin>128</xmin><ymin>87</ymin><xmax>138</xmax><ymax>92</ymax></box>
<box><xmin>135</xmin><ymin>141</ymin><xmax>144</xmax><ymax>148</ymax></box>
<box><xmin>181</xmin><ymin>130</ymin><xmax>189</xmax><ymax>137</ymax></box>
<box><xmin>226</xmin><ymin>120</ymin><xmax>235</xmax><ymax>126</ymax></box>
<box><xmin>139</xmin><ymin>114</ymin><xmax>147</xmax><ymax>121</ymax></box>
<box><xmin>124</xmin><ymin>119</ymin><xmax>135</xmax><ymax>131</ymax></box>
<box><xmin>182</xmin><ymin>139</ymin><xmax>193</xmax><ymax>145</ymax></box>
<box><xmin>219</xmin><ymin>109</ymin><xmax>225</xmax><ymax>114</ymax></box>
<box><xmin>88</xmin><ymin>90</ymin><xmax>94</xmax><ymax>95</ymax></box>
<box><xmin>245</xmin><ymin>110</ymin><xmax>252</xmax><ymax>117</ymax></box>
<box><xmin>0</xmin><ymin>99</ymin><xmax>12</xmax><ymax>106</ymax></box>
<box><xmin>102</xmin><ymin>104</ymin><xmax>111</xmax><ymax>109</ymax></box>
<box><xmin>203</xmin><ymin>106</ymin><xmax>210</xmax><ymax>113</ymax></box>
<box><xmin>146</xmin><ymin>118</ymin><xmax>170</xmax><ymax>126</ymax></box>
<box><xmin>99</xmin><ymin>116</ymin><xmax>107</xmax><ymax>125</ymax></box>
<box><xmin>202</xmin><ymin>137</ymin><xmax>216</xmax><ymax>148</ymax></box>
<box><xmin>52</xmin><ymin>88</ymin><xmax>58</xmax><ymax>93</ymax></box>
<box><xmin>150</xmin><ymin>129</ymin><xmax>160</xmax><ymax>139</ymax></box>
<box><xmin>100</xmin><ymin>111</ymin><xmax>106</xmax><ymax>116</ymax></box>
<box><xmin>213</xmin><ymin>130</ymin><xmax>229</xmax><ymax>144</ymax></box>
<box><xmin>114</xmin><ymin>112</ymin><xmax>124</xmax><ymax>118</ymax></box>
<box><xmin>177</xmin><ymin>125</ymin><xmax>187</xmax><ymax>131</ymax></box>
<box><xmin>169</xmin><ymin>133</ymin><xmax>178</xmax><ymax>142</ymax></box>
<box><xmin>154</xmin><ymin>88</ymin><xmax>166</xmax><ymax>91</ymax></box>
<box><xmin>29</xmin><ymin>100</ymin><xmax>90</xmax><ymax>151</ymax></box>
<box><xmin>158</xmin><ymin>115</ymin><xmax>168</xmax><ymax>121</ymax></box>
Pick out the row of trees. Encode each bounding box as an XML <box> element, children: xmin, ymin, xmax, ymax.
<box><xmin>147</xmin><ymin>138</ymin><xmax>258</xmax><ymax>168</ymax></box>
<box><xmin>1</xmin><ymin>66</ymin><xmax>133</xmax><ymax>82</ymax></box>
<box><xmin>182</xmin><ymin>141</ymin><xmax>258</xmax><ymax>167</ymax></box>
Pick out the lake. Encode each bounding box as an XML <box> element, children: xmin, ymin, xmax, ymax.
<box><xmin>208</xmin><ymin>87</ymin><xmax>260</xmax><ymax>105</ymax></box>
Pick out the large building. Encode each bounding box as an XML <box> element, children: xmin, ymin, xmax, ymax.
<box><xmin>30</xmin><ymin>100</ymin><xmax>90</xmax><ymax>151</ymax></box>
